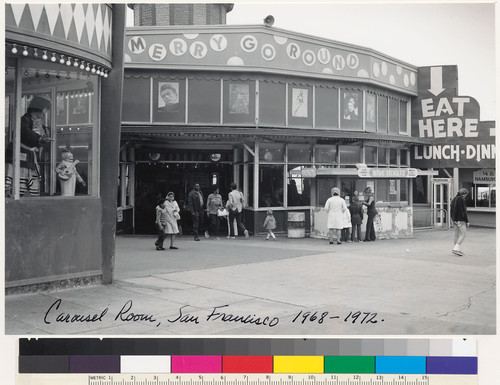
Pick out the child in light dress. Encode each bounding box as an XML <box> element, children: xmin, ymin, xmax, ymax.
<box><xmin>263</xmin><ymin>209</ymin><xmax>277</xmax><ymax>240</ymax></box>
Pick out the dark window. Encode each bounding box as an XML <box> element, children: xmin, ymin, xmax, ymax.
<box><xmin>315</xmin><ymin>86</ymin><xmax>338</xmax><ymax>129</ymax></box>
<box><xmin>122</xmin><ymin>77</ymin><xmax>151</xmax><ymax>122</ymax></box>
<box><xmin>377</xmin><ymin>96</ymin><xmax>388</xmax><ymax>133</ymax></box>
<box><xmin>259</xmin><ymin>81</ymin><xmax>285</xmax><ymax>126</ymax></box>
<box><xmin>188</xmin><ymin>78</ymin><xmax>220</xmax><ymax>123</ymax></box>
<box><xmin>389</xmin><ymin>98</ymin><xmax>399</xmax><ymax>135</ymax></box>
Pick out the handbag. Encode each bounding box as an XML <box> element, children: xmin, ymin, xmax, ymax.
<box><xmin>217</xmin><ymin>208</ymin><xmax>228</xmax><ymax>217</ymax></box>
<box><xmin>174</xmin><ymin>211</ymin><xmax>181</xmax><ymax>220</ymax></box>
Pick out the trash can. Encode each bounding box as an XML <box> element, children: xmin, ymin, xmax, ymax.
<box><xmin>287</xmin><ymin>212</ymin><xmax>306</xmax><ymax>238</ymax></box>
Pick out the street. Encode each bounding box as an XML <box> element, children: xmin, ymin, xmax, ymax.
<box><xmin>5</xmin><ymin>227</ymin><xmax>496</xmax><ymax>335</ymax></box>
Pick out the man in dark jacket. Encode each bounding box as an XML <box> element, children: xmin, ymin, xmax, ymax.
<box><xmin>188</xmin><ymin>183</ymin><xmax>204</xmax><ymax>241</ymax></box>
<box><xmin>450</xmin><ymin>188</ymin><xmax>469</xmax><ymax>256</ymax></box>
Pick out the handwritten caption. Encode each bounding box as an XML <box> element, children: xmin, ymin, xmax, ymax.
<box><xmin>43</xmin><ymin>299</ymin><xmax>384</xmax><ymax>328</ymax></box>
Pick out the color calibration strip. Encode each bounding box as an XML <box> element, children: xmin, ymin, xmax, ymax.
<box><xmin>18</xmin><ymin>338</ymin><xmax>477</xmax><ymax>375</ymax></box>
<box><xmin>19</xmin><ymin>354</ymin><xmax>478</xmax><ymax>374</ymax></box>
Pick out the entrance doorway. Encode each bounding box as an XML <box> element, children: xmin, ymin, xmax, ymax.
<box><xmin>432</xmin><ymin>178</ymin><xmax>452</xmax><ymax>228</ymax></box>
<box><xmin>134</xmin><ymin>162</ymin><xmax>232</xmax><ymax>234</ymax></box>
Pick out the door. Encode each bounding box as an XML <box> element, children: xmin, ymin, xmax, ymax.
<box><xmin>432</xmin><ymin>180</ymin><xmax>452</xmax><ymax>228</ymax></box>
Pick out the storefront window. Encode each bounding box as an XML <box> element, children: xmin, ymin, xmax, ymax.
<box><xmin>315</xmin><ymin>145</ymin><xmax>337</xmax><ymax>164</ymax></box>
<box><xmin>247</xmin><ymin>164</ymin><xmax>254</xmax><ymax>207</ymax></box>
<box><xmin>365</xmin><ymin>146</ymin><xmax>377</xmax><ymax>165</ymax></box>
<box><xmin>259</xmin><ymin>143</ymin><xmax>284</xmax><ymax>162</ymax></box>
<box><xmin>378</xmin><ymin>147</ymin><xmax>388</xmax><ymax>165</ymax></box>
<box><xmin>5</xmin><ymin>58</ymin><xmax>99</xmax><ymax>198</ymax></box>
<box><xmin>378</xmin><ymin>179</ymin><xmax>409</xmax><ymax>202</ymax></box>
<box><xmin>413</xmin><ymin>176</ymin><xmax>428</xmax><ymax>203</ymax></box>
<box><xmin>475</xmin><ymin>185</ymin><xmax>496</xmax><ymax>207</ymax></box>
<box><xmin>400</xmin><ymin>149</ymin><xmax>409</xmax><ymax>166</ymax></box>
<box><xmin>317</xmin><ymin>178</ymin><xmax>335</xmax><ymax>206</ymax></box>
<box><xmin>259</xmin><ymin>165</ymin><xmax>284</xmax><ymax>207</ymax></box>
<box><xmin>339</xmin><ymin>145</ymin><xmax>361</xmax><ymax>166</ymax></box>
<box><xmin>5</xmin><ymin>59</ymin><xmax>16</xmax><ymax>154</ymax></box>
<box><xmin>400</xmin><ymin>179</ymin><xmax>408</xmax><ymax>202</ymax></box>
<box><xmin>288</xmin><ymin>144</ymin><xmax>312</xmax><ymax>163</ymax></box>
<box><xmin>287</xmin><ymin>165</ymin><xmax>312</xmax><ymax>206</ymax></box>
<box><xmin>389</xmin><ymin>149</ymin><xmax>398</xmax><ymax>165</ymax></box>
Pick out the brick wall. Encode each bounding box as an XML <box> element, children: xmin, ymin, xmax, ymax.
<box><xmin>131</xmin><ymin>3</ymin><xmax>232</xmax><ymax>26</ymax></box>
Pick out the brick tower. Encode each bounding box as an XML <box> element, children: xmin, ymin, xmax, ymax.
<box><xmin>129</xmin><ymin>3</ymin><xmax>234</xmax><ymax>26</ymax></box>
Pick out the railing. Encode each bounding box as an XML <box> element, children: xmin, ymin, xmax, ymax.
<box><xmin>413</xmin><ymin>209</ymin><xmax>449</xmax><ymax>230</ymax></box>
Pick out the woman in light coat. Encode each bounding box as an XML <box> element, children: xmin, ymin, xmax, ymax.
<box><xmin>164</xmin><ymin>191</ymin><xmax>180</xmax><ymax>249</ymax></box>
<box><xmin>325</xmin><ymin>187</ymin><xmax>347</xmax><ymax>244</ymax></box>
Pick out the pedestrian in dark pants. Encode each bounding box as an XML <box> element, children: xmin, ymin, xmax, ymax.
<box><xmin>188</xmin><ymin>183</ymin><xmax>205</xmax><ymax>241</ymax></box>
<box><xmin>363</xmin><ymin>187</ymin><xmax>377</xmax><ymax>242</ymax></box>
<box><xmin>154</xmin><ymin>198</ymin><xmax>168</xmax><ymax>250</ymax></box>
<box><xmin>450</xmin><ymin>188</ymin><xmax>469</xmax><ymax>256</ymax></box>
<box><xmin>349</xmin><ymin>194</ymin><xmax>363</xmax><ymax>242</ymax></box>
<box><xmin>227</xmin><ymin>182</ymin><xmax>249</xmax><ymax>238</ymax></box>
<box><xmin>205</xmin><ymin>185</ymin><xmax>223</xmax><ymax>240</ymax></box>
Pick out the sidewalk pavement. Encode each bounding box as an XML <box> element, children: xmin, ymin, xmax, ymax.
<box><xmin>5</xmin><ymin>227</ymin><xmax>496</xmax><ymax>335</ymax></box>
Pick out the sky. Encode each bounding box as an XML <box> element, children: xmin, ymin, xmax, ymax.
<box><xmin>127</xmin><ymin>1</ymin><xmax>497</xmax><ymax>121</ymax></box>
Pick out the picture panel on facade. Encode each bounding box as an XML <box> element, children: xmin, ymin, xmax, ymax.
<box><xmin>341</xmin><ymin>90</ymin><xmax>363</xmax><ymax>130</ymax></box>
<box><xmin>288</xmin><ymin>85</ymin><xmax>313</xmax><ymax>128</ymax></box>
<box><xmin>153</xmin><ymin>78</ymin><xmax>186</xmax><ymax>123</ymax></box>
<box><xmin>365</xmin><ymin>92</ymin><xmax>377</xmax><ymax>132</ymax></box>
<box><xmin>223</xmin><ymin>81</ymin><xmax>255</xmax><ymax>124</ymax></box>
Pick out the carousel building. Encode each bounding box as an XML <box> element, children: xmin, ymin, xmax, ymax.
<box><xmin>121</xmin><ymin>3</ymin><xmax>492</xmax><ymax>239</ymax></box>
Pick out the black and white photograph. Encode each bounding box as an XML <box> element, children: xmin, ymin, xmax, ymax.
<box><xmin>2</xmin><ymin>1</ymin><xmax>499</xmax><ymax>382</ymax></box>
<box><xmin>229</xmin><ymin>83</ymin><xmax>250</xmax><ymax>114</ymax></box>
<box><xmin>158</xmin><ymin>81</ymin><xmax>180</xmax><ymax>113</ymax></box>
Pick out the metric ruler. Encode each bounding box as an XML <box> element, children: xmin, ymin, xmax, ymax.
<box><xmin>15</xmin><ymin>373</ymin><xmax>478</xmax><ymax>385</ymax></box>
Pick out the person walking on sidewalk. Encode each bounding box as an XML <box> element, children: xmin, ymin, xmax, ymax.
<box><xmin>263</xmin><ymin>209</ymin><xmax>277</xmax><ymax>240</ymax></box>
<box><xmin>228</xmin><ymin>182</ymin><xmax>249</xmax><ymax>238</ymax></box>
<box><xmin>349</xmin><ymin>194</ymin><xmax>363</xmax><ymax>242</ymax></box>
<box><xmin>164</xmin><ymin>192</ymin><xmax>180</xmax><ymax>249</ymax></box>
<box><xmin>363</xmin><ymin>187</ymin><xmax>377</xmax><ymax>242</ymax></box>
<box><xmin>188</xmin><ymin>183</ymin><xmax>205</xmax><ymax>241</ymax></box>
<box><xmin>325</xmin><ymin>187</ymin><xmax>347</xmax><ymax>245</ymax></box>
<box><xmin>205</xmin><ymin>185</ymin><xmax>223</xmax><ymax>239</ymax></box>
<box><xmin>450</xmin><ymin>188</ymin><xmax>469</xmax><ymax>256</ymax></box>
<box><xmin>154</xmin><ymin>198</ymin><xmax>168</xmax><ymax>250</ymax></box>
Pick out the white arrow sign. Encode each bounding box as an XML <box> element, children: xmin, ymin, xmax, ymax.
<box><xmin>428</xmin><ymin>66</ymin><xmax>445</xmax><ymax>96</ymax></box>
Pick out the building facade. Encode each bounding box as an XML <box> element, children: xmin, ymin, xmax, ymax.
<box><xmin>119</xmin><ymin>18</ymin><xmax>430</xmax><ymax>238</ymax></box>
<box><xmin>4</xmin><ymin>4</ymin><xmax>127</xmax><ymax>292</ymax></box>
<box><xmin>119</xmin><ymin>4</ymin><xmax>495</xmax><ymax>238</ymax></box>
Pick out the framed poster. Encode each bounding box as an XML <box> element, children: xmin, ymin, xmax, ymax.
<box><xmin>158</xmin><ymin>81</ymin><xmax>180</xmax><ymax>113</ymax></box>
<box><xmin>292</xmin><ymin>88</ymin><xmax>308</xmax><ymax>118</ymax></box>
<box><xmin>229</xmin><ymin>83</ymin><xmax>249</xmax><ymax>114</ymax></box>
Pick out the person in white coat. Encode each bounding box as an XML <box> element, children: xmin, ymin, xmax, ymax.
<box><xmin>325</xmin><ymin>187</ymin><xmax>347</xmax><ymax>244</ymax></box>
